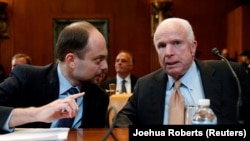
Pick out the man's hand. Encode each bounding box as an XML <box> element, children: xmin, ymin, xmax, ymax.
<box><xmin>36</xmin><ymin>92</ymin><xmax>85</xmax><ymax>122</ymax></box>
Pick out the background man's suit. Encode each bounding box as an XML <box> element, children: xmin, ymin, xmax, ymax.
<box><xmin>115</xmin><ymin>59</ymin><xmax>250</xmax><ymax>126</ymax></box>
<box><xmin>100</xmin><ymin>74</ymin><xmax>138</xmax><ymax>93</ymax></box>
<box><xmin>0</xmin><ymin>63</ymin><xmax>109</xmax><ymax>128</ymax></box>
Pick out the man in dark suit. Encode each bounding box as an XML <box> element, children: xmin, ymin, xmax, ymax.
<box><xmin>0</xmin><ymin>21</ymin><xmax>109</xmax><ymax>130</ymax></box>
<box><xmin>0</xmin><ymin>93</ymin><xmax>83</xmax><ymax>133</ymax></box>
<box><xmin>101</xmin><ymin>50</ymin><xmax>138</xmax><ymax>94</ymax></box>
<box><xmin>239</xmin><ymin>50</ymin><xmax>250</xmax><ymax>75</ymax></box>
<box><xmin>115</xmin><ymin>18</ymin><xmax>250</xmax><ymax>127</ymax></box>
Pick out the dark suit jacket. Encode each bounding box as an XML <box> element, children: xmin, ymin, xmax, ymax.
<box><xmin>0</xmin><ymin>63</ymin><xmax>109</xmax><ymax>128</ymax></box>
<box><xmin>115</xmin><ymin>59</ymin><xmax>250</xmax><ymax>127</ymax></box>
<box><xmin>0</xmin><ymin>106</ymin><xmax>13</xmax><ymax>133</ymax></box>
<box><xmin>100</xmin><ymin>74</ymin><xmax>138</xmax><ymax>93</ymax></box>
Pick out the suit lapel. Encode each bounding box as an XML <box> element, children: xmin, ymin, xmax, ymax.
<box><xmin>150</xmin><ymin>70</ymin><xmax>168</xmax><ymax>122</ymax></box>
<box><xmin>45</xmin><ymin>64</ymin><xmax>60</xmax><ymax>100</ymax></box>
<box><xmin>130</xmin><ymin>75</ymin><xmax>138</xmax><ymax>92</ymax></box>
<box><xmin>196</xmin><ymin>60</ymin><xmax>222</xmax><ymax>112</ymax></box>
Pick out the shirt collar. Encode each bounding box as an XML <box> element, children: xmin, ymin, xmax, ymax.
<box><xmin>167</xmin><ymin>61</ymin><xmax>198</xmax><ymax>90</ymax></box>
<box><xmin>116</xmin><ymin>74</ymin><xmax>130</xmax><ymax>83</ymax></box>
<box><xmin>181</xmin><ymin>61</ymin><xmax>198</xmax><ymax>90</ymax></box>
<box><xmin>57</xmin><ymin>65</ymin><xmax>79</xmax><ymax>94</ymax></box>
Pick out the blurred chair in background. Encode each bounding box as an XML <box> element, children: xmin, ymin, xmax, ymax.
<box><xmin>107</xmin><ymin>93</ymin><xmax>132</xmax><ymax>127</ymax></box>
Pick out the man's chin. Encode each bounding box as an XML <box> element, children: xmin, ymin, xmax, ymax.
<box><xmin>80</xmin><ymin>79</ymin><xmax>97</xmax><ymax>85</ymax></box>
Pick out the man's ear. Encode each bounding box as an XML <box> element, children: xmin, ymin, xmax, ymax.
<box><xmin>191</xmin><ymin>41</ymin><xmax>198</xmax><ymax>56</ymax></box>
<box><xmin>65</xmin><ymin>53</ymin><xmax>76</xmax><ymax>68</ymax></box>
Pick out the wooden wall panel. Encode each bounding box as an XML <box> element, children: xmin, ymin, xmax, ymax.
<box><xmin>0</xmin><ymin>0</ymin><xmax>247</xmax><ymax>79</ymax></box>
<box><xmin>227</xmin><ymin>6</ymin><xmax>243</xmax><ymax>61</ymax></box>
<box><xmin>242</xmin><ymin>6</ymin><xmax>250</xmax><ymax>52</ymax></box>
<box><xmin>227</xmin><ymin>5</ymin><xmax>250</xmax><ymax>62</ymax></box>
<box><xmin>0</xmin><ymin>0</ymin><xmax>151</xmax><ymax>77</ymax></box>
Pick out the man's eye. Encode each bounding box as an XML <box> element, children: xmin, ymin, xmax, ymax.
<box><xmin>157</xmin><ymin>43</ymin><xmax>166</xmax><ymax>49</ymax></box>
<box><xmin>95</xmin><ymin>56</ymin><xmax>105</xmax><ymax>64</ymax></box>
<box><xmin>173</xmin><ymin>41</ymin><xmax>180</xmax><ymax>45</ymax></box>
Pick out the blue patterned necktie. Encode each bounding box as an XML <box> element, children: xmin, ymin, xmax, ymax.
<box><xmin>57</xmin><ymin>87</ymin><xmax>79</xmax><ymax>127</ymax></box>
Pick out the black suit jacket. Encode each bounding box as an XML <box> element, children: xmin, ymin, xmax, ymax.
<box><xmin>0</xmin><ymin>106</ymin><xmax>13</xmax><ymax>133</ymax></box>
<box><xmin>100</xmin><ymin>74</ymin><xmax>138</xmax><ymax>93</ymax></box>
<box><xmin>0</xmin><ymin>63</ymin><xmax>109</xmax><ymax>128</ymax></box>
<box><xmin>115</xmin><ymin>59</ymin><xmax>250</xmax><ymax>126</ymax></box>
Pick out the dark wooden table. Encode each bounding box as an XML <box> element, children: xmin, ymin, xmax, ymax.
<box><xmin>67</xmin><ymin>128</ymin><xmax>128</xmax><ymax>141</ymax></box>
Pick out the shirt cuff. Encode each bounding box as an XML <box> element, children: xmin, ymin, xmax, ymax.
<box><xmin>3</xmin><ymin>111</ymin><xmax>14</xmax><ymax>132</ymax></box>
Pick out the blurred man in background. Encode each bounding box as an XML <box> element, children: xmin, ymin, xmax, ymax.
<box><xmin>221</xmin><ymin>48</ymin><xmax>236</xmax><ymax>62</ymax></box>
<box><xmin>101</xmin><ymin>50</ymin><xmax>138</xmax><ymax>94</ymax></box>
<box><xmin>239</xmin><ymin>50</ymin><xmax>250</xmax><ymax>75</ymax></box>
<box><xmin>11</xmin><ymin>53</ymin><xmax>32</xmax><ymax>69</ymax></box>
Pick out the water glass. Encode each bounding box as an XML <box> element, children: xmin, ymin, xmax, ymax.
<box><xmin>184</xmin><ymin>105</ymin><xmax>198</xmax><ymax>125</ymax></box>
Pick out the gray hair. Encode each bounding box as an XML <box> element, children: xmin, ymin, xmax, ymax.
<box><xmin>154</xmin><ymin>17</ymin><xmax>195</xmax><ymax>44</ymax></box>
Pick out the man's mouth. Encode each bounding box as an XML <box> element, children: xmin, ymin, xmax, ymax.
<box><xmin>166</xmin><ymin>61</ymin><xmax>178</xmax><ymax>65</ymax></box>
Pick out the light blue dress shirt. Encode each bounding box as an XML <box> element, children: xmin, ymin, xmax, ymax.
<box><xmin>163</xmin><ymin>61</ymin><xmax>205</xmax><ymax>124</ymax></box>
<box><xmin>2</xmin><ymin>112</ymin><xmax>14</xmax><ymax>132</ymax></box>
<box><xmin>50</xmin><ymin>65</ymin><xmax>83</xmax><ymax>128</ymax></box>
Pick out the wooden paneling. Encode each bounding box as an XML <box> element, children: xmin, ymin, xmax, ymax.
<box><xmin>242</xmin><ymin>6</ymin><xmax>250</xmax><ymax>52</ymax></box>
<box><xmin>0</xmin><ymin>0</ymin><xmax>247</xmax><ymax>78</ymax></box>
<box><xmin>227</xmin><ymin>6</ymin><xmax>243</xmax><ymax>61</ymax></box>
<box><xmin>227</xmin><ymin>5</ymin><xmax>250</xmax><ymax>62</ymax></box>
<box><xmin>0</xmin><ymin>0</ymin><xmax>151</xmax><ymax>77</ymax></box>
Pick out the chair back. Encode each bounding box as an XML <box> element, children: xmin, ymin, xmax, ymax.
<box><xmin>107</xmin><ymin>93</ymin><xmax>132</xmax><ymax>127</ymax></box>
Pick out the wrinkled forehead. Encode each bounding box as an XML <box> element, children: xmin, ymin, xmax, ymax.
<box><xmin>154</xmin><ymin>23</ymin><xmax>187</xmax><ymax>45</ymax></box>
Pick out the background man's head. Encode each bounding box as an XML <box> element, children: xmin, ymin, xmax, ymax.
<box><xmin>240</xmin><ymin>50</ymin><xmax>250</xmax><ymax>65</ymax></box>
<box><xmin>115</xmin><ymin>50</ymin><xmax>134</xmax><ymax>79</ymax></box>
<box><xmin>221</xmin><ymin>48</ymin><xmax>229</xmax><ymax>58</ymax></box>
<box><xmin>11</xmin><ymin>53</ymin><xmax>31</xmax><ymax>69</ymax></box>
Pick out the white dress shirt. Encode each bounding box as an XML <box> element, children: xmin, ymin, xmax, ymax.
<box><xmin>116</xmin><ymin>74</ymin><xmax>132</xmax><ymax>94</ymax></box>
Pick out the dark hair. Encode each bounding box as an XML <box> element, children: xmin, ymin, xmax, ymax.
<box><xmin>55</xmin><ymin>21</ymin><xmax>96</xmax><ymax>61</ymax></box>
<box><xmin>241</xmin><ymin>50</ymin><xmax>250</xmax><ymax>58</ymax></box>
